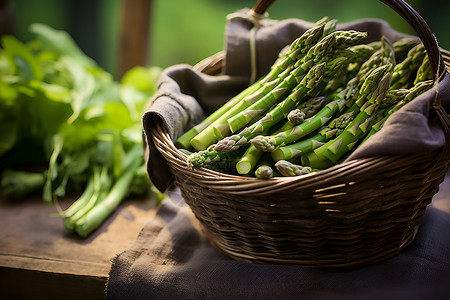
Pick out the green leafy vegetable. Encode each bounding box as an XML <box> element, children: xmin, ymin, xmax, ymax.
<box><xmin>0</xmin><ymin>23</ymin><xmax>164</xmax><ymax>236</ymax></box>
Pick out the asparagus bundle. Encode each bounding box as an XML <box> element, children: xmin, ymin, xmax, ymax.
<box><xmin>176</xmin><ymin>18</ymin><xmax>433</xmax><ymax>178</ymax></box>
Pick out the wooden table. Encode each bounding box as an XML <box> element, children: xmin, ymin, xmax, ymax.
<box><xmin>0</xmin><ymin>171</ymin><xmax>449</xmax><ymax>300</ymax></box>
<box><xmin>0</xmin><ymin>191</ymin><xmax>161</xmax><ymax>300</ymax></box>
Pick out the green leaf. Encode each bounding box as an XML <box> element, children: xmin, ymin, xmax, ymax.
<box><xmin>1</xmin><ymin>35</ymin><xmax>43</xmax><ymax>81</ymax></box>
<box><xmin>1</xmin><ymin>169</ymin><xmax>45</xmax><ymax>200</ymax></box>
<box><xmin>29</xmin><ymin>23</ymin><xmax>96</xmax><ymax>68</ymax></box>
<box><xmin>0</xmin><ymin>118</ymin><xmax>20</xmax><ymax>157</ymax></box>
<box><xmin>121</xmin><ymin>66</ymin><xmax>162</xmax><ymax>94</ymax></box>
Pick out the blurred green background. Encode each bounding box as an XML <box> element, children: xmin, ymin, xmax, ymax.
<box><xmin>7</xmin><ymin>0</ymin><xmax>450</xmax><ymax>79</ymax></box>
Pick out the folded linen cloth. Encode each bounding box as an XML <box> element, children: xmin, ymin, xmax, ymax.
<box><xmin>142</xmin><ymin>11</ymin><xmax>450</xmax><ymax>193</ymax></box>
<box><xmin>107</xmin><ymin>187</ymin><xmax>450</xmax><ymax>300</ymax></box>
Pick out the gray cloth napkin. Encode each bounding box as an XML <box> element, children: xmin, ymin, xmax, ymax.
<box><xmin>107</xmin><ymin>188</ymin><xmax>450</xmax><ymax>300</ymax></box>
<box><xmin>142</xmin><ymin>11</ymin><xmax>449</xmax><ymax>193</ymax></box>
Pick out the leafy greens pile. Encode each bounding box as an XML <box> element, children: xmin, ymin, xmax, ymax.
<box><xmin>0</xmin><ymin>24</ymin><xmax>163</xmax><ymax>237</ymax></box>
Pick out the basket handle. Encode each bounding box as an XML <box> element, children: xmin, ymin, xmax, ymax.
<box><xmin>252</xmin><ymin>0</ymin><xmax>446</xmax><ymax>81</ymax></box>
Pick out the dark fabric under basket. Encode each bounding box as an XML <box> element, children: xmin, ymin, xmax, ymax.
<box><xmin>149</xmin><ymin>0</ymin><xmax>450</xmax><ymax>269</ymax></box>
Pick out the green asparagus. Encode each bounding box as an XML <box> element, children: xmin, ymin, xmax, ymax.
<box><xmin>181</xmin><ymin>22</ymin><xmax>431</xmax><ymax>178</ymax></box>
<box><xmin>235</xmin><ymin>144</ymin><xmax>264</xmax><ymax>175</ymax></box>
<box><xmin>250</xmin><ymin>98</ymin><xmax>347</xmax><ymax>152</ymax></box>
<box><xmin>362</xmin><ymin>79</ymin><xmax>433</xmax><ymax>142</ymax></box>
<box><xmin>214</xmin><ymin>61</ymin><xmax>328</xmax><ymax>153</ymax></box>
<box><xmin>226</xmin><ymin>31</ymin><xmax>339</xmax><ymax>134</ymax></box>
<box><xmin>389</xmin><ymin>43</ymin><xmax>426</xmax><ymax>89</ymax></box>
<box><xmin>255</xmin><ymin>164</ymin><xmax>274</xmax><ymax>179</ymax></box>
<box><xmin>215</xmin><ymin>48</ymin><xmax>357</xmax><ymax>153</ymax></box>
<box><xmin>271</xmin><ymin>133</ymin><xmax>328</xmax><ymax>161</ymax></box>
<box><xmin>304</xmin><ymin>64</ymin><xmax>392</xmax><ymax>168</ymax></box>
<box><xmin>274</xmin><ymin>160</ymin><xmax>313</xmax><ymax>176</ymax></box>
<box><xmin>188</xmin><ymin>20</ymin><xmax>328</xmax><ymax>151</ymax></box>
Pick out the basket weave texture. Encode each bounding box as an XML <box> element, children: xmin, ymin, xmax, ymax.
<box><xmin>149</xmin><ymin>0</ymin><xmax>450</xmax><ymax>269</ymax></box>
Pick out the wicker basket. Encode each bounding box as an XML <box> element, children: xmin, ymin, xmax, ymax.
<box><xmin>149</xmin><ymin>0</ymin><xmax>450</xmax><ymax>269</ymax></box>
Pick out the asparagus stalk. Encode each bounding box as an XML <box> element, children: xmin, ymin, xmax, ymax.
<box><xmin>413</xmin><ymin>55</ymin><xmax>432</xmax><ymax>85</ymax></box>
<box><xmin>226</xmin><ymin>30</ymin><xmax>340</xmax><ymax>134</ymax></box>
<box><xmin>389</xmin><ymin>43</ymin><xmax>426</xmax><ymax>89</ymax></box>
<box><xmin>186</xmin><ymin>144</ymin><xmax>247</xmax><ymax>172</ymax></box>
<box><xmin>236</xmin><ymin>96</ymin><xmax>328</xmax><ymax>172</ymax></box>
<box><xmin>323</xmin><ymin>44</ymin><xmax>376</xmax><ymax>95</ymax></box>
<box><xmin>271</xmin><ymin>107</ymin><xmax>357</xmax><ymax>162</ymax></box>
<box><xmin>392</xmin><ymin>37</ymin><xmax>421</xmax><ymax>62</ymax></box>
<box><xmin>304</xmin><ymin>64</ymin><xmax>392</xmax><ymax>168</ymax></box>
<box><xmin>274</xmin><ymin>160</ymin><xmax>313</xmax><ymax>177</ymax></box>
<box><xmin>190</xmin><ymin>67</ymin><xmax>289</xmax><ymax>150</ymax></box>
<box><xmin>188</xmin><ymin>21</ymin><xmax>328</xmax><ymax>151</ymax></box>
<box><xmin>249</xmin><ymin>59</ymin><xmax>370</xmax><ymax>154</ymax></box>
<box><xmin>175</xmin><ymin>81</ymin><xmax>261</xmax><ymax>150</ymax></box>
<box><xmin>318</xmin><ymin>111</ymin><xmax>356</xmax><ymax>139</ymax></box>
<box><xmin>235</xmin><ymin>144</ymin><xmax>264</xmax><ymax>175</ymax></box>
<box><xmin>362</xmin><ymin>79</ymin><xmax>433</xmax><ymax>142</ymax></box>
<box><xmin>219</xmin><ymin>30</ymin><xmax>366</xmax><ymax>146</ymax></box>
<box><xmin>215</xmin><ymin>46</ymin><xmax>358</xmax><ymax>154</ymax></box>
<box><xmin>378</xmin><ymin>88</ymin><xmax>410</xmax><ymax>109</ymax></box>
<box><xmin>255</xmin><ymin>163</ymin><xmax>274</xmax><ymax>179</ymax></box>
<box><xmin>225</xmin><ymin>63</ymin><xmax>310</xmax><ymax>134</ymax></box>
<box><xmin>214</xmin><ymin>61</ymin><xmax>328</xmax><ymax>153</ymax></box>
<box><xmin>340</xmin><ymin>38</ymin><xmax>395</xmax><ymax>116</ymax></box>
<box><xmin>290</xmin><ymin>96</ymin><xmax>328</xmax><ymax>121</ymax></box>
<box><xmin>271</xmin><ymin>133</ymin><xmax>328</xmax><ymax>161</ymax></box>
<box><xmin>250</xmin><ymin>98</ymin><xmax>347</xmax><ymax>152</ymax></box>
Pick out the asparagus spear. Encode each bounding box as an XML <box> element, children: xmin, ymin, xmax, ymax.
<box><xmin>190</xmin><ymin>86</ymin><xmax>329</xmax><ymax>171</ymax></box>
<box><xmin>226</xmin><ymin>29</ymin><xmax>368</xmax><ymax>134</ymax></box>
<box><xmin>290</xmin><ymin>96</ymin><xmax>328</xmax><ymax>121</ymax></box>
<box><xmin>175</xmin><ymin>81</ymin><xmax>261</xmax><ymax>150</ymax></box>
<box><xmin>271</xmin><ymin>105</ymin><xmax>358</xmax><ymax>162</ymax></box>
<box><xmin>413</xmin><ymin>55</ymin><xmax>432</xmax><ymax>85</ymax></box>
<box><xmin>236</xmin><ymin>96</ymin><xmax>328</xmax><ymax>173</ymax></box>
<box><xmin>378</xmin><ymin>88</ymin><xmax>410</xmax><ymax>109</ymax></box>
<box><xmin>274</xmin><ymin>160</ymin><xmax>313</xmax><ymax>176</ymax></box>
<box><xmin>226</xmin><ymin>31</ymin><xmax>339</xmax><ymax>134</ymax></box>
<box><xmin>190</xmin><ymin>67</ymin><xmax>290</xmax><ymax>150</ymax></box>
<box><xmin>362</xmin><ymin>79</ymin><xmax>433</xmax><ymax>143</ymax></box>
<box><xmin>225</xmin><ymin>63</ymin><xmax>310</xmax><ymax>134</ymax></box>
<box><xmin>186</xmin><ymin>144</ymin><xmax>247</xmax><ymax>173</ymax></box>
<box><xmin>249</xmin><ymin>98</ymin><xmax>348</xmax><ymax>152</ymax></box>
<box><xmin>304</xmin><ymin>64</ymin><xmax>392</xmax><ymax>168</ymax></box>
<box><xmin>188</xmin><ymin>21</ymin><xmax>328</xmax><ymax>151</ymax></box>
<box><xmin>323</xmin><ymin>44</ymin><xmax>376</xmax><ymax>95</ymax></box>
<box><xmin>392</xmin><ymin>37</ymin><xmax>421</xmax><ymax>62</ymax></box>
<box><xmin>255</xmin><ymin>163</ymin><xmax>274</xmax><ymax>179</ymax></box>
<box><xmin>235</xmin><ymin>144</ymin><xmax>264</xmax><ymax>175</ymax></box>
<box><xmin>271</xmin><ymin>133</ymin><xmax>328</xmax><ymax>161</ymax></box>
<box><xmin>248</xmin><ymin>57</ymin><xmax>371</xmax><ymax>154</ymax></box>
<box><xmin>389</xmin><ymin>43</ymin><xmax>426</xmax><ymax>89</ymax></box>
<box><xmin>215</xmin><ymin>47</ymin><xmax>358</xmax><ymax>154</ymax></box>
<box><xmin>318</xmin><ymin>111</ymin><xmax>356</xmax><ymax>138</ymax></box>
<box><xmin>214</xmin><ymin>61</ymin><xmax>328</xmax><ymax>153</ymax></box>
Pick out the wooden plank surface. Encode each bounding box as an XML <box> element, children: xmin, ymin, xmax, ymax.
<box><xmin>0</xmin><ymin>192</ymin><xmax>160</xmax><ymax>300</ymax></box>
